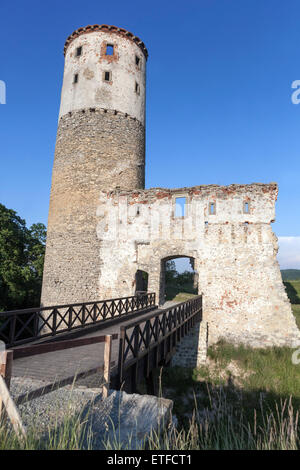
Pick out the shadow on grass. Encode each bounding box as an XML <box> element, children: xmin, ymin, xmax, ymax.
<box><xmin>161</xmin><ymin>366</ymin><xmax>300</xmax><ymax>427</ymax></box>
<box><xmin>284</xmin><ymin>281</ymin><xmax>300</xmax><ymax>304</ymax></box>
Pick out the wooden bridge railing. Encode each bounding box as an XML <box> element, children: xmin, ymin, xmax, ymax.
<box><xmin>0</xmin><ymin>293</ymin><xmax>156</xmax><ymax>348</ymax></box>
<box><xmin>117</xmin><ymin>295</ymin><xmax>202</xmax><ymax>393</ymax></box>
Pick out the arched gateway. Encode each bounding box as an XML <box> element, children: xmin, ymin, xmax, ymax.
<box><xmin>159</xmin><ymin>255</ymin><xmax>198</xmax><ymax>305</ymax></box>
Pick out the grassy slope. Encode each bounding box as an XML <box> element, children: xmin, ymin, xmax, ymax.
<box><xmin>292</xmin><ymin>280</ymin><xmax>300</xmax><ymax>293</ymax></box>
<box><xmin>159</xmin><ymin>286</ymin><xmax>300</xmax><ymax>435</ymax></box>
<box><xmin>293</xmin><ymin>305</ymin><xmax>300</xmax><ymax>328</ymax></box>
<box><xmin>284</xmin><ymin>280</ymin><xmax>300</xmax><ymax>304</ymax></box>
<box><xmin>168</xmin><ymin>292</ymin><xmax>198</xmax><ymax>303</ymax></box>
<box><xmin>160</xmin><ymin>340</ymin><xmax>300</xmax><ymax>451</ymax></box>
<box><xmin>165</xmin><ymin>282</ymin><xmax>197</xmax><ymax>302</ymax></box>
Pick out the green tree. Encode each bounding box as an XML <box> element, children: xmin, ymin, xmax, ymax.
<box><xmin>165</xmin><ymin>259</ymin><xmax>177</xmax><ymax>284</ymax></box>
<box><xmin>0</xmin><ymin>204</ymin><xmax>46</xmax><ymax>311</ymax></box>
<box><xmin>176</xmin><ymin>270</ymin><xmax>194</xmax><ymax>287</ymax></box>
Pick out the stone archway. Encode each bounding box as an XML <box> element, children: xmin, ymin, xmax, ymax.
<box><xmin>159</xmin><ymin>255</ymin><xmax>198</xmax><ymax>305</ymax></box>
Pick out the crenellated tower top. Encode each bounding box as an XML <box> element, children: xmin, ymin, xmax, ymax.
<box><xmin>64</xmin><ymin>24</ymin><xmax>148</xmax><ymax>59</ymax></box>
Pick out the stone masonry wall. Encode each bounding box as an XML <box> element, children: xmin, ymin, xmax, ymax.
<box><xmin>171</xmin><ymin>321</ymin><xmax>208</xmax><ymax>367</ymax></box>
<box><xmin>41</xmin><ymin>108</ymin><xmax>145</xmax><ymax>306</ymax></box>
<box><xmin>96</xmin><ymin>183</ymin><xmax>300</xmax><ymax>349</ymax></box>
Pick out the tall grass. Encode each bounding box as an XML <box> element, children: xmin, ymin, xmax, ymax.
<box><xmin>158</xmin><ymin>337</ymin><xmax>300</xmax><ymax>450</ymax></box>
<box><xmin>147</xmin><ymin>391</ymin><xmax>300</xmax><ymax>450</ymax></box>
<box><xmin>2</xmin><ymin>329</ymin><xmax>300</xmax><ymax>449</ymax></box>
<box><xmin>292</xmin><ymin>305</ymin><xmax>300</xmax><ymax>329</ymax></box>
<box><xmin>1</xmin><ymin>382</ymin><xmax>300</xmax><ymax>449</ymax></box>
<box><xmin>0</xmin><ymin>402</ymin><xmax>93</xmax><ymax>450</ymax></box>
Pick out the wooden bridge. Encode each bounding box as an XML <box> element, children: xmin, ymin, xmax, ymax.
<box><xmin>0</xmin><ymin>294</ymin><xmax>202</xmax><ymax>398</ymax></box>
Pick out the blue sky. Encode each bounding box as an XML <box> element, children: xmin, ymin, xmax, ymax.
<box><xmin>0</xmin><ymin>0</ymin><xmax>300</xmax><ymax>268</ymax></box>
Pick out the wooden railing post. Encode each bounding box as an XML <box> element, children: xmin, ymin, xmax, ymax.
<box><xmin>82</xmin><ymin>304</ymin><xmax>86</xmax><ymax>325</ymax></box>
<box><xmin>132</xmin><ymin>326</ymin><xmax>139</xmax><ymax>392</ymax></box>
<box><xmin>34</xmin><ymin>311</ymin><xmax>39</xmax><ymax>337</ymax></box>
<box><xmin>145</xmin><ymin>320</ymin><xmax>151</xmax><ymax>377</ymax></box>
<box><xmin>93</xmin><ymin>303</ymin><xmax>97</xmax><ymax>323</ymax></box>
<box><xmin>0</xmin><ymin>376</ymin><xmax>26</xmax><ymax>440</ymax></box>
<box><xmin>68</xmin><ymin>306</ymin><xmax>73</xmax><ymax>330</ymax></box>
<box><xmin>9</xmin><ymin>316</ymin><xmax>17</xmax><ymax>347</ymax></box>
<box><xmin>103</xmin><ymin>335</ymin><xmax>112</xmax><ymax>398</ymax></box>
<box><xmin>52</xmin><ymin>308</ymin><xmax>57</xmax><ymax>335</ymax></box>
<box><xmin>0</xmin><ymin>349</ymin><xmax>26</xmax><ymax>440</ymax></box>
<box><xmin>117</xmin><ymin>327</ymin><xmax>126</xmax><ymax>388</ymax></box>
<box><xmin>0</xmin><ymin>349</ymin><xmax>13</xmax><ymax>415</ymax></box>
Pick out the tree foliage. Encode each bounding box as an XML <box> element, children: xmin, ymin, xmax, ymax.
<box><xmin>165</xmin><ymin>259</ymin><xmax>177</xmax><ymax>283</ymax></box>
<box><xmin>0</xmin><ymin>204</ymin><xmax>46</xmax><ymax>311</ymax></box>
<box><xmin>165</xmin><ymin>260</ymin><xmax>194</xmax><ymax>286</ymax></box>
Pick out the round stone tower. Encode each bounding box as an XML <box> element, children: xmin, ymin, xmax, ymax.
<box><xmin>41</xmin><ymin>25</ymin><xmax>148</xmax><ymax>306</ymax></box>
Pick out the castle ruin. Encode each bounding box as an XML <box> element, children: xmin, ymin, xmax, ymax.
<box><xmin>41</xmin><ymin>25</ymin><xmax>300</xmax><ymax>359</ymax></box>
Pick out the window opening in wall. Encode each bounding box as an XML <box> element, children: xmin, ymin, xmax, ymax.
<box><xmin>76</xmin><ymin>46</ymin><xmax>82</xmax><ymax>57</ymax></box>
<box><xmin>135</xmin><ymin>270</ymin><xmax>148</xmax><ymax>294</ymax></box>
<box><xmin>175</xmin><ymin>197</ymin><xmax>187</xmax><ymax>217</ymax></box>
<box><xmin>106</xmin><ymin>44</ymin><xmax>114</xmax><ymax>55</ymax></box>
<box><xmin>73</xmin><ymin>73</ymin><xmax>78</xmax><ymax>84</ymax></box>
<box><xmin>135</xmin><ymin>82</ymin><xmax>140</xmax><ymax>94</ymax></box>
<box><xmin>104</xmin><ymin>71</ymin><xmax>111</xmax><ymax>82</ymax></box>
<box><xmin>135</xmin><ymin>55</ymin><xmax>141</xmax><ymax>68</ymax></box>
<box><xmin>209</xmin><ymin>202</ymin><xmax>216</xmax><ymax>215</ymax></box>
<box><xmin>244</xmin><ymin>202</ymin><xmax>250</xmax><ymax>214</ymax></box>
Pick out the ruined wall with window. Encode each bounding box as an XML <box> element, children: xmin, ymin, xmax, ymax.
<box><xmin>96</xmin><ymin>183</ymin><xmax>300</xmax><ymax>350</ymax></box>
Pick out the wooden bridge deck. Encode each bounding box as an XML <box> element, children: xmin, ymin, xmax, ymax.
<box><xmin>11</xmin><ymin>308</ymin><xmax>162</xmax><ymax>387</ymax></box>
<box><xmin>7</xmin><ymin>296</ymin><xmax>202</xmax><ymax>395</ymax></box>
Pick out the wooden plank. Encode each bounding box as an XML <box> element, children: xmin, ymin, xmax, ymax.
<box><xmin>3</xmin><ymin>351</ymin><xmax>13</xmax><ymax>388</ymax></box>
<box><xmin>0</xmin><ymin>376</ymin><xmax>26</xmax><ymax>440</ymax></box>
<box><xmin>103</xmin><ymin>335</ymin><xmax>112</xmax><ymax>398</ymax></box>
<box><xmin>13</xmin><ymin>333</ymin><xmax>118</xmax><ymax>359</ymax></box>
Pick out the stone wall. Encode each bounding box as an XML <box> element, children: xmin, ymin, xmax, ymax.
<box><xmin>96</xmin><ymin>183</ymin><xmax>300</xmax><ymax>348</ymax></box>
<box><xmin>171</xmin><ymin>321</ymin><xmax>208</xmax><ymax>367</ymax></box>
<box><xmin>41</xmin><ymin>108</ymin><xmax>145</xmax><ymax>306</ymax></box>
